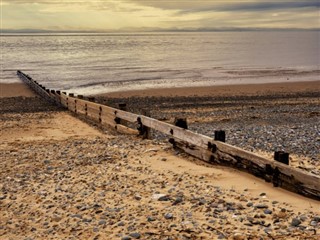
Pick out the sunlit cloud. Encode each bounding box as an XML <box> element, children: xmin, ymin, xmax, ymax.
<box><xmin>1</xmin><ymin>0</ymin><xmax>319</xmax><ymax>31</ymax></box>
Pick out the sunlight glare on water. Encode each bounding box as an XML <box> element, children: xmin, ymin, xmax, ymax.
<box><xmin>1</xmin><ymin>32</ymin><xmax>319</xmax><ymax>94</ymax></box>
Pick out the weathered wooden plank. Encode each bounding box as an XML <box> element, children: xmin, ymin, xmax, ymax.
<box><xmin>140</xmin><ymin>115</ymin><xmax>211</xmax><ymax>148</ymax></box>
<box><xmin>115</xmin><ymin>109</ymin><xmax>139</xmax><ymax>123</ymax></box>
<box><xmin>87</xmin><ymin>106</ymin><xmax>100</xmax><ymax>115</ymax></box>
<box><xmin>100</xmin><ymin>114</ymin><xmax>116</xmax><ymax>125</ymax></box>
<box><xmin>173</xmin><ymin>139</ymin><xmax>320</xmax><ymax>200</ymax></box>
<box><xmin>17</xmin><ymin>71</ymin><xmax>54</xmax><ymax>101</ymax></box>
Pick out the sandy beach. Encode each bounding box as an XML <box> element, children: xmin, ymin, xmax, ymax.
<box><xmin>1</xmin><ymin>81</ymin><xmax>320</xmax><ymax>239</ymax></box>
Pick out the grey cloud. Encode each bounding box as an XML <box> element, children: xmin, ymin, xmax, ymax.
<box><xmin>207</xmin><ymin>1</ymin><xmax>320</xmax><ymax>12</ymax></box>
<box><xmin>128</xmin><ymin>1</ymin><xmax>320</xmax><ymax>14</ymax></box>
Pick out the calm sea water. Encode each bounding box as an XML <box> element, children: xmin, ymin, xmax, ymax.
<box><xmin>1</xmin><ymin>32</ymin><xmax>319</xmax><ymax>94</ymax></box>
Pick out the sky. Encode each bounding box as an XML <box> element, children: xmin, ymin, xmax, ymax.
<box><xmin>1</xmin><ymin>0</ymin><xmax>320</xmax><ymax>32</ymax></box>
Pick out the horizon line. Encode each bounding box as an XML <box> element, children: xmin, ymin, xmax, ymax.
<box><xmin>2</xmin><ymin>27</ymin><xmax>320</xmax><ymax>34</ymax></box>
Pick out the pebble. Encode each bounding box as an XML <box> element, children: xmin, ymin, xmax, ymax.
<box><xmin>313</xmin><ymin>216</ymin><xmax>320</xmax><ymax>222</ymax></box>
<box><xmin>134</xmin><ymin>195</ymin><xmax>142</xmax><ymax>201</ymax></box>
<box><xmin>121</xmin><ymin>236</ymin><xmax>131</xmax><ymax>240</ymax></box>
<box><xmin>246</xmin><ymin>202</ymin><xmax>253</xmax><ymax>207</ymax></box>
<box><xmin>129</xmin><ymin>232</ymin><xmax>141</xmax><ymax>239</ymax></box>
<box><xmin>310</xmin><ymin>221</ymin><xmax>317</xmax><ymax>226</ymax></box>
<box><xmin>118</xmin><ymin>222</ymin><xmax>125</xmax><ymax>227</ymax></box>
<box><xmin>255</xmin><ymin>204</ymin><xmax>268</xmax><ymax>209</ymax></box>
<box><xmin>0</xmin><ymin>195</ymin><xmax>6</xmax><ymax>200</ymax></box>
<box><xmin>152</xmin><ymin>194</ymin><xmax>167</xmax><ymax>200</ymax></box>
<box><xmin>147</xmin><ymin>216</ymin><xmax>156</xmax><ymax>222</ymax></box>
<box><xmin>291</xmin><ymin>218</ymin><xmax>302</xmax><ymax>227</ymax></box>
<box><xmin>70</xmin><ymin>214</ymin><xmax>82</xmax><ymax>219</ymax></box>
<box><xmin>264</xmin><ymin>209</ymin><xmax>272</xmax><ymax>215</ymax></box>
<box><xmin>164</xmin><ymin>213</ymin><xmax>174</xmax><ymax>220</ymax></box>
<box><xmin>172</xmin><ymin>196</ymin><xmax>183</xmax><ymax>205</ymax></box>
<box><xmin>158</xmin><ymin>195</ymin><xmax>171</xmax><ymax>201</ymax></box>
<box><xmin>233</xmin><ymin>233</ymin><xmax>246</xmax><ymax>240</ymax></box>
<box><xmin>98</xmin><ymin>220</ymin><xmax>106</xmax><ymax>225</ymax></box>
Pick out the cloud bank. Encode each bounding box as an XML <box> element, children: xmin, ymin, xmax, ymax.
<box><xmin>2</xmin><ymin>0</ymin><xmax>319</xmax><ymax>31</ymax></box>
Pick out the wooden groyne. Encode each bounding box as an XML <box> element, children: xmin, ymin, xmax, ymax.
<box><xmin>17</xmin><ymin>70</ymin><xmax>320</xmax><ymax>200</ymax></box>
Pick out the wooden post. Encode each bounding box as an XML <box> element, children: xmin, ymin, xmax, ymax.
<box><xmin>169</xmin><ymin>118</ymin><xmax>188</xmax><ymax>147</ymax></box>
<box><xmin>273</xmin><ymin>167</ymin><xmax>281</xmax><ymax>187</ymax></box>
<box><xmin>174</xmin><ymin>118</ymin><xmax>188</xmax><ymax>129</ymax></box>
<box><xmin>118</xmin><ymin>103</ymin><xmax>127</xmax><ymax>111</ymax></box>
<box><xmin>99</xmin><ymin>106</ymin><xmax>102</xmax><ymax>123</ymax></box>
<box><xmin>74</xmin><ymin>99</ymin><xmax>77</xmax><ymax>113</ymax></box>
<box><xmin>141</xmin><ymin>109</ymin><xmax>151</xmax><ymax>139</ymax></box>
<box><xmin>117</xmin><ymin>103</ymin><xmax>128</xmax><ymax>126</ymax></box>
<box><xmin>215</xmin><ymin>130</ymin><xmax>226</xmax><ymax>142</ymax></box>
<box><xmin>274</xmin><ymin>151</ymin><xmax>289</xmax><ymax>165</ymax></box>
<box><xmin>265</xmin><ymin>164</ymin><xmax>273</xmax><ymax>182</ymax></box>
<box><xmin>88</xmin><ymin>97</ymin><xmax>95</xmax><ymax>102</ymax></box>
<box><xmin>137</xmin><ymin>116</ymin><xmax>150</xmax><ymax>139</ymax></box>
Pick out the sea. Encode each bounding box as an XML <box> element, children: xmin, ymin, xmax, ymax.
<box><xmin>1</xmin><ymin>31</ymin><xmax>319</xmax><ymax>95</ymax></box>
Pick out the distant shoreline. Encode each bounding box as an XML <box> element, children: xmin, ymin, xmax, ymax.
<box><xmin>2</xmin><ymin>28</ymin><xmax>320</xmax><ymax>35</ymax></box>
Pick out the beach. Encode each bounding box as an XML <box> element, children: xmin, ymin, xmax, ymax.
<box><xmin>1</xmin><ymin>81</ymin><xmax>319</xmax><ymax>239</ymax></box>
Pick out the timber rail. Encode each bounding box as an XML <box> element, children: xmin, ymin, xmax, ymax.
<box><xmin>17</xmin><ymin>70</ymin><xmax>320</xmax><ymax>200</ymax></box>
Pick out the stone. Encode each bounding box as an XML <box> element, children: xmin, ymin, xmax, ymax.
<box><xmin>152</xmin><ymin>194</ymin><xmax>167</xmax><ymax>200</ymax></box>
<box><xmin>313</xmin><ymin>216</ymin><xmax>320</xmax><ymax>222</ymax></box>
<box><xmin>129</xmin><ymin>232</ymin><xmax>141</xmax><ymax>239</ymax></box>
<box><xmin>246</xmin><ymin>202</ymin><xmax>253</xmax><ymax>207</ymax></box>
<box><xmin>98</xmin><ymin>220</ymin><xmax>106</xmax><ymax>225</ymax></box>
<box><xmin>217</xmin><ymin>234</ymin><xmax>226</xmax><ymax>239</ymax></box>
<box><xmin>255</xmin><ymin>204</ymin><xmax>268</xmax><ymax>209</ymax></box>
<box><xmin>134</xmin><ymin>195</ymin><xmax>142</xmax><ymax>201</ymax></box>
<box><xmin>233</xmin><ymin>233</ymin><xmax>246</xmax><ymax>240</ymax></box>
<box><xmin>264</xmin><ymin>209</ymin><xmax>272</xmax><ymax>215</ymax></box>
<box><xmin>164</xmin><ymin>213</ymin><xmax>173</xmax><ymax>219</ymax></box>
<box><xmin>52</xmin><ymin>215</ymin><xmax>62</xmax><ymax>222</ymax></box>
<box><xmin>147</xmin><ymin>216</ymin><xmax>156</xmax><ymax>222</ymax></box>
<box><xmin>118</xmin><ymin>221</ymin><xmax>125</xmax><ymax>226</ymax></box>
<box><xmin>121</xmin><ymin>236</ymin><xmax>131</xmax><ymax>240</ymax></box>
<box><xmin>158</xmin><ymin>195</ymin><xmax>170</xmax><ymax>201</ymax></box>
<box><xmin>43</xmin><ymin>160</ymin><xmax>50</xmax><ymax>164</ymax></box>
<box><xmin>299</xmin><ymin>214</ymin><xmax>308</xmax><ymax>222</ymax></box>
<box><xmin>172</xmin><ymin>196</ymin><xmax>183</xmax><ymax>205</ymax></box>
<box><xmin>310</xmin><ymin>221</ymin><xmax>317</xmax><ymax>226</ymax></box>
<box><xmin>82</xmin><ymin>218</ymin><xmax>92</xmax><ymax>223</ymax></box>
<box><xmin>291</xmin><ymin>218</ymin><xmax>301</xmax><ymax>227</ymax></box>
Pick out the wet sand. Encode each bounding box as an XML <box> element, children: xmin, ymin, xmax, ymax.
<box><xmin>101</xmin><ymin>81</ymin><xmax>320</xmax><ymax>98</ymax></box>
<box><xmin>0</xmin><ymin>83</ymin><xmax>36</xmax><ymax>98</ymax></box>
